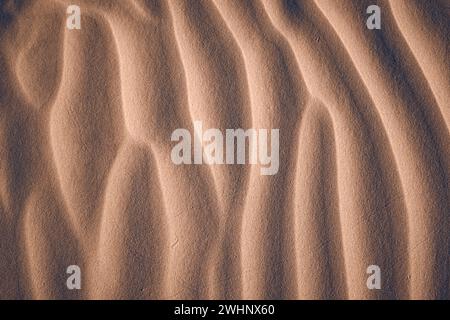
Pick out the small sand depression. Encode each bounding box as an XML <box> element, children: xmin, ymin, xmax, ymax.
<box><xmin>0</xmin><ymin>0</ymin><xmax>449</xmax><ymax>300</ymax></box>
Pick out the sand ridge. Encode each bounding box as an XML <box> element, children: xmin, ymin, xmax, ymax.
<box><xmin>0</xmin><ymin>0</ymin><xmax>449</xmax><ymax>299</ymax></box>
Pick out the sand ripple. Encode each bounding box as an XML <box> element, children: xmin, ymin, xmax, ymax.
<box><xmin>0</xmin><ymin>0</ymin><xmax>448</xmax><ymax>299</ymax></box>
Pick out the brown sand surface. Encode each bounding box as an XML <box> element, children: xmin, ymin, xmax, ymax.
<box><xmin>0</xmin><ymin>0</ymin><xmax>449</xmax><ymax>299</ymax></box>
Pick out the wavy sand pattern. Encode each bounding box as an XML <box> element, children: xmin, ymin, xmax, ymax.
<box><xmin>0</xmin><ymin>0</ymin><xmax>449</xmax><ymax>299</ymax></box>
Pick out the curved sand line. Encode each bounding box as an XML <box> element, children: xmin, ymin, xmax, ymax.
<box><xmin>389</xmin><ymin>0</ymin><xmax>450</xmax><ymax>129</ymax></box>
<box><xmin>212</xmin><ymin>0</ymin><xmax>308</xmax><ymax>299</ymax></box>
<box><xmin>95</xmin><ymin>140</ymin><xmax>168</xmax><ymax>299</ymax></box>
<box><xmin>262</xmin><ymin>0</ymin><xmax>410</xmax><ymax>299</ymax></box>
<box><xmin>293</xmin><ymin>100</ymin><xmax>347</xmax><ymax>299</ymax></box>
<box><xmin>168</xmin><ymin>0</ymin><xmax>252</xmax><ymax>298</ymax></box>
<box><xmin>0</xmin><ymin>0</ymin><xmax>448</xmax><ymax>300</ymax></box>
<box><xmin>315</xmin><ymin>0</ymin><xmax>450</xmax><ymax>299</ymax></box>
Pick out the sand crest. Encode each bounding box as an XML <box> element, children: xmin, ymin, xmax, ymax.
<box><xmin>0</xmin><ymin>0</ymin><xmax>448</xmax><ymax>299</ymax></box>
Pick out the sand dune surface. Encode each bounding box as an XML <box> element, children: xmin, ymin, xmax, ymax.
<box><xmin>0</xmin><ymin>0</ymin><xmax>449</xmax><ymax>299</ymax></box>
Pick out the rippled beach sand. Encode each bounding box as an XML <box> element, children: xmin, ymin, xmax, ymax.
<box><xmin>0</xmin><ymin>0</ymin><xmax>449</xmax><ymax>299</ymax></box>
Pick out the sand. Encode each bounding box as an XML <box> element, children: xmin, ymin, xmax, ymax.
<box><xmin>0</xmin><ymin>0</ymin><xmax>448</xmax><ymax>300</ymax></box>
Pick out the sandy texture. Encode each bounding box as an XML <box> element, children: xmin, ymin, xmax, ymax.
<box><xmin>0</xmin><ymin>0</ymin><xmax>449</xmax><ymax>299</ymax></box>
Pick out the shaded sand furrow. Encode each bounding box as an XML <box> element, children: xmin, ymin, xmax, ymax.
<box><xmin>50</xmin><ymin>11</ymin><xmax>125</xmax><ymax>241</ymax></box>
<box><xmin>100</xmin><ymin>2</ymin><xmax>221</xmax><ymax>299</ymax></box>
<box><xmin>0</xmin><ymin>0</ymin><xmax>448</xmax><ymax>300</ymax></box>
<box><xmin>263</xmin><ymin>0</ymin><xmax>410</xmax><ymax>299</ymax></box>
<box><xmin>315</xmin><ymin>0</ymin><xmax>450</xmax><ymax>299</ymax></box>
<box><xmin>94</xmin><ymin>140</ymin><xmax>167</xmax><ymax>299</ymax></box>
<box><xmin>0</xmin><ymin>116</ymin><xmax>11</xmax><ymax>213</ymax></box>
<box><xmin>23</xmin><ymin>186</ymin><xmax>81</xmax><ymax>299</ymax></box>
<box><xmin>212</xmin><ymin>0</ymin><xmax>307</xmax><ymax>299</ymax></box>
<box><xmin>168</xmin><ymin>0</ymin><xmax>252</xmax><ymax>298</ymax></box>
<box><xmin>389</xmin><ymin>0</ymin><xmax>450</xmax><ymax>129</ymax></box>
<box><xmin>0</xmin><ymin>1</ymin><xmax>79</xmax><ymax>299</ymax></box>
<box><xmin>293</xmin><ymin>101</ymin><xmax>347</xmax><ymax>299</ymax></box>
<box><xmin>0</xmin><ymin>60</ymin><xmax>21</xmax><ymax>298</ymax></box>
<box><xmin>0</xmin><ymin>199</ymin><xmax>18</xmax><ymax>299</ymax></box>
<box><xmin>15</xmin><ymin>6</ymin><xmax>64</xmax><ymax>111</ymax></box>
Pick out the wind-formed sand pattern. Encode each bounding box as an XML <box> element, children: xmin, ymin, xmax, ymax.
<box><xmin>0</xmin><ymin>0</ymin><xmax>449</xmax><ymax>300</ymax></box>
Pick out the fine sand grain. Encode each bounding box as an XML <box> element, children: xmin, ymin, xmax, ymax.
<box><xmin>0</xmin><ymin>0</ymin><xmax>448</xmax><ymax>299</ymax></box>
